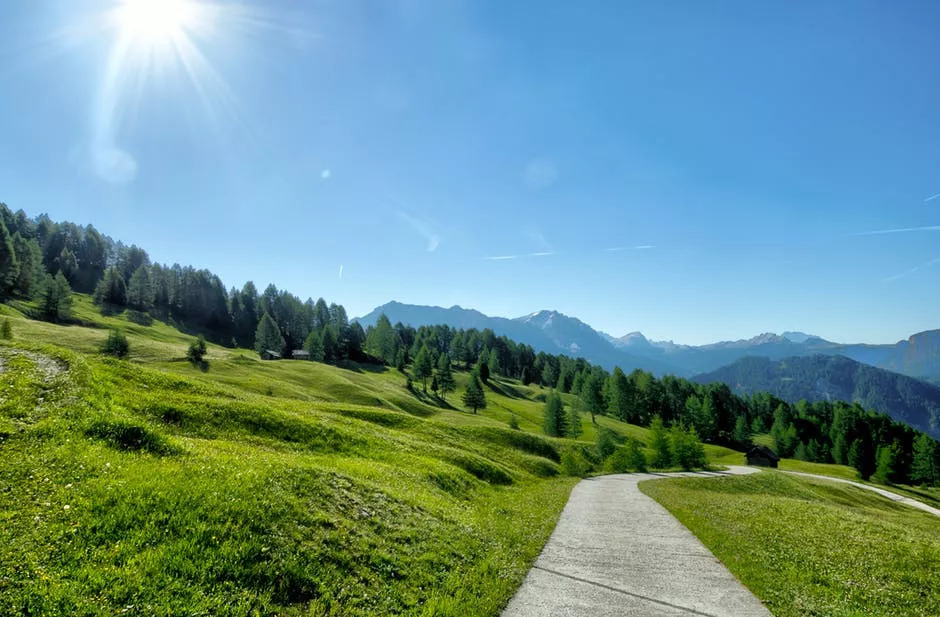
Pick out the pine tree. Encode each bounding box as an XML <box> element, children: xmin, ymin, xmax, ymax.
<box><xmin>543</xmin><ymin>392</ymin><xmax>566</xmax><ymax>437</ymax></box>
<box><xmin>127</xmin><ymin>265</ymin><xmax>154</xmax><ymax>311</ymax></box>
<box><xmin>93</xmin><ymin>267</ymin><xmax>127</xmax><ymax>307</ymax></box>
<box><xmin>39</xmin><ymin>272</ymin><xmax>73</xmax><ymax>322</ymax></box>
<box><xmin>607</xmin><ymin>367</ymin><xmax>634</xmax><ymax>421</ymax></box>
<box><xmin>476</xmin><ymin>354</ymin><xmax>490</xmax><ymax>384</ymax></box>
<box><xmin>649</xmin><ymin>416</ymin><xmax>672</xmax><ymax>468</ymax></box>
<box><xmin>0</xmin><ymin>218</ymin><xmax>19</xmax><ymax>298</ymax></box>
<box><xmin>596</xmin><ymin>428</ymin><xmax>617</xmax><ymax>459</ymax></box>
<box><xmin>413</xmin><ymin>344</ymin><xmax>433</xmax><ymax>392</ymax></box>
<box><xmin>487</xmin><ymin>348</ymin><xmax>501</xmax><ymax>378</ymax></box>
<box><xmin>436</xmin><ymin>354</ymin><xmax>456</xmax><ymax>399</ymax></box>
<box><xmin>320</xmin><ymin>327</ymin><xmax>338</xmax><ymax>364</ymax></box>
<box><xmin>625</xmin><ymin>438</ymin><xmax>648</xmax><ymax>472</ymax></box>
<box><xmin>254</xmin><ymin>312</ymin><xmax>286</xmax><ymax>357</ymax></box>
<box><xmin>541</xmin><ymin>362</ymin><xmax>557</xmax><ymax>388</ymax></box>
<box><xmin>580</xmin><ymin>372</ymin><xmax>604</xmax><ymax>424</ymax></box>
<box><xmin>12</xmin><ymin>234</ymin><xmax>42</xmax><ymax>298</ymax></box>
<box><xmin>462</xmin><ymin>374</ymin><xmax>486</xmax><ymax>414</ymax></box>
<box><xmin>304</xmin><ymin>329</ymin><xmax>324</xmax><ymax>361</ymax></box>
<box><xmin>874</xmin><ymin>444</ymin><xmax>898</xmax><ymax>485</ymax></box>
<box><xmin>733</xmin><ymin>415</ymin><xmax>751</xmax><ymax>444</ymax></box>
<box><xmin>566</xmin><ymin>404</ymin><xmax>583</xmax><ymax>438</ymax></box>
<box><xmin>101</xmin><ymin>329</ymin><xmax>130</xmax><ymax>358</ymax></box>
<box><xmin>911</xmin><ymin>433</ymin><xmax>939</xmax><ymax>486</ymax></box>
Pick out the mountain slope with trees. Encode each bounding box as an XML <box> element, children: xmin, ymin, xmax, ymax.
<box><xmin>694</xmin><ymin>355</ymin><xmax>940</xmax><ymax>441</ymax></box>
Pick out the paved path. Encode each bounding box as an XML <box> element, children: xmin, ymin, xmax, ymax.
<box><xmin>779</xmin><ymin>470</ymin><xmax>940</xmax><ymax>518</ymax></box>
<box><xmin>502</xmin><ymin>466</ymin><xmax>772</xmax><ymax>617</ymax></box>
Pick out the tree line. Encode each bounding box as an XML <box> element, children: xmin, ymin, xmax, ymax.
<box><xmin>2</xmin><ymin>204</ymin><xmax>938</xmax><ymax>485</ymax></box>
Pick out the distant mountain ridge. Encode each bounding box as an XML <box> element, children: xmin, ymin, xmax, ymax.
<box><xmin>355</xmin><ymin>302</ymin><xmax>681</xmax><ymax>374</ymax></box>
<box><xmin>356</xmin><ymin>301</ymin><xmax>940</xmax><ymax>383</ymax></box>
<box><xmin>693</xmin><ymin>355</ymin><xmax>940</xmax><ymax>440</ymax></box>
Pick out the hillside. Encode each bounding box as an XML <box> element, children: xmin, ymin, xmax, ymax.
<box><xmin>694</xmin><ymin>355</ymin><xmax>940</xmax><ymax>440</ymax></box>
<box><xmin>0</xmin><ymin>296</ymin><xmax>744</xmax><ymax>615</ymax></box>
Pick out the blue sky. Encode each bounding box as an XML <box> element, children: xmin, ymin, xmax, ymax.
<box><xmin>1</xmin><ymin>0</ymin><xmax>938</xmax><ymax>345</ymax></box>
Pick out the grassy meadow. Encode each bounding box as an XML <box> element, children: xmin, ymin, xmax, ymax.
<box><xmin>1</xmin><ymin>296</ymin><xmax>695</xmax><ymax>616</ymax></box>
<box><xmin>640</xmin><ymin>472</ymin><xmax>940</xmax><ymax>617</ymax></box>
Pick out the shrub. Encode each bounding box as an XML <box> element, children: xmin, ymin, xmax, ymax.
<box><xmin>1</xmin><ymin>318</ymin><xmax>11</xmax><ymax>340</ymax></box>
<box><xmin>100</xmin><ymin>330</ymin><xmax>129</xmax><ymax>358</ymax></box>
<box><xmin>596</xmin><ymin>427</ymin><xmax>617</xmax><ymax>459</ymax></box>
<box><xmin>187</xmin><ymin>335</ymin><xmax>208</xmax><ymax>371</ymax></box>
<box><xmin>605</xmin><ymin>438</ymin><xmax>648</xmax><ymax>473</ymax></box>
<box><xmin>560</xmin><ymin>447</ymin><xmax>592</xmax><ymax>477</ymax></box>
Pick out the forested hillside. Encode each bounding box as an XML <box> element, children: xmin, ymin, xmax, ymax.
<box><xmin>694</xmin><ymin>355</ymin><xmax>940</xmax><ymax>441</ymax></box>
<box><xmin>2</xmin><ymin>202</ymin><xmax>939</xmax><ymax>486</ymax></box>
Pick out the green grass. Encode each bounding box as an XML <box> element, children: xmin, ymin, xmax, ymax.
<box><xmin>751</xmin><ymin>435</ymin><xmax>940</xmax><ymax>509</ymax></box>
<box><xmin>6</xmin><ymin>296</ymin><xmax>720</xmax><ymax>615</ymax></box>
<box><xmin>640</xmin><ymin>472</ymin><xmax>940</xmax><ymax>617</ymax></box>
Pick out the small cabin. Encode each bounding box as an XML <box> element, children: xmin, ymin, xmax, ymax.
<box><xmin>291</xmin><ymin>349</ymin><xmax>310</xmax><ymax>360</ymax></box>
<box><xmin>260</xmin><ymin>349</ymin><xmax>282</xmax><ymax>361</ymax></box>
<box><xmin>746</xmin><ymin>445</ymin><xmax>780</xmax><ymax>468</ymax></box>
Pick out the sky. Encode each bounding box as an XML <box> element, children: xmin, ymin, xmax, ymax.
<box><xmin>1</xmin><ymin>0</ymin><xmax>938</xmax><ymax>345</ymax></box>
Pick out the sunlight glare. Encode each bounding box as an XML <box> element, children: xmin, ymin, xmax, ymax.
<box><xmin>115</xmin><ymin>0</ymin><xmax>198</xmax><ymax>43</ymax></box>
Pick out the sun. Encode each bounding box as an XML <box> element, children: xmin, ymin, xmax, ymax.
<box><xmin>114</xmin><ymin>0</ymin><xmax>198</xmax><ymax>43</ymax></box>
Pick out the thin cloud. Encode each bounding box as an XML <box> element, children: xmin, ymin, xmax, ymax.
<box><xmin>338</xmin><ymin>264</ymin><xmax>344</xmax><ymax>279</ymax></box>
<box><xmin>484</xmin><ymin>251</ymin><xmax>556</xmax><ymax>261</ymax></box>
<box><xmin>320</xmin><ymin>169</ymin><xmax>331</xmax><ymax>180</ymax></box>
<box><xmin>605</xmin><ymin>245</ymin><xmax>656</xmax><ymax>252</ymax></box>
<box><xmin>851</xmin><ymin>225</ymin><xmax>940</xmax><ymax>236</ymax></box>
<box><xmin>924</xmin><ymin>192</ymin><xmax>940</xmax><ymax>203</ymax></box>
<box><xmin>395</xmin><ymin>210</ymin><xmax>441</xmax><ymax>252</ymax></box>
<box><xmin>884</xmin><ymin>256</ymin><xmax>940</xmax><ymax>282</ymax></box>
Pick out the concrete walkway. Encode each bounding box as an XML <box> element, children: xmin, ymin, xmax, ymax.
<box><xmin>779</xmin><ymin>470</ymin><xmax>940</xmax><ymax>518</ymax></box>
<box><xmin>502</xmin><ymin>466</ymin><xmax>772</xmax><ymax>617</ymax></box>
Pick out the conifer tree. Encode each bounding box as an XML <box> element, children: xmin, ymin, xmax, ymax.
<box><xmin>436</xmin><ymin>354</ymin><xmax>456</xmax><ymax>399</ymax></box>
<box><xmin>566</xmin><ymin>404</ymin><xmax>583</xmax><ymax>438</ymax></box>
<box><xmin>733</xmin><ymin>415</ymin><xmax>750</xmax><ymax>444</ymax></box>
<box><xmin>1</xmin><ymin>318</ymin><xmax>12</xmax><ymax>340</ymax></box>
<box><xmin>874</xmin><ymin>444</ymin><xmax>898</xmax><ymax>485</ymax></box>
<box><xmin>487</xmin><ymin>348</ymin><xmax>501</xmax><ymax>378</ymax></box>
<box><xmin>462</xmin><ymin>374</ymin><xmax>486</xmax><ymax>414</ymax></box>
<box><xmin>0</xmin><ymin>218</ymin><xmax>19</xmax><ymax>298</ymax></box>
<box><xmin>476</xmin><ymin>354</ymin><xmax>490</xmax><ymax>384</ymax></box>
<box><xmin>254</xmin><ymin>312</ymin><xmax>286</xmax><ymax>356</ymax></box>
<box><xmin>320</xmin><ymin>326</ymin><xmax>338</xmax><ymax>364</ymax></box>
<box><xmin>541</xmin><ymin>362</ymin><xmax>557</xmax><ymax>388</ymax></box>
<box><xmin>304</xmin><ymin>329</ymin><xmax>325</xmax><ymax>361</ymax></box>
<box><xmin>39</xmin><ymin>272</ymin><xmax>73</xmax><ymax>322</ymax></box>
<box><xmin>413</xmin><ymin>344</ymin><xmax>433</xmax><ymax>392</ymax></box>
<box><xmin>911</xmin><ymin>433</ymin><xmax>939</xmax><ymax>486</ymax></box>
<box><xmin>12</xmin><ymin>234</ymin><xmax>42</xmax><ymax>298</ymax></box>
<box><xmin>543</xmin><ymin>392</ymin><xmax>566</xmax><ymax>437</ymax></box>
<box><xmin>625</xmin><ymin>438</ymin><xmax>647</xmax><ymax>472</ymax></box>
<box><xmin>649</xmin><ymin>416</ymin><xmax>672</xmax><ymax>468</ymax></box>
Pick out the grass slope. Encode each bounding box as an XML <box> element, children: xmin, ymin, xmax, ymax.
<box><xmin>640</xmin><ymin>472</ymin><xmax>940</xmax><ymax>617</ymax></box>
<box><xmin>2</xmin><ymin>295</ymin><xmax>729</xmax><ymax>615</ymax></box>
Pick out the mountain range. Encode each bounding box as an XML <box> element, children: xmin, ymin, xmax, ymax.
<box><xmin>693</xmin><ymin>355</ymin><xmax>940</xmax><ymax>440</ymax></box>
<box><xmin>356</xmin><ymin>302</ymin><xmax>940</xmax><ymax>384</ymax></box>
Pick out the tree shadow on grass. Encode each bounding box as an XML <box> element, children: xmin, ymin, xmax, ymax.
<box><xmin>486</xmin><ymin>379</ymin><xmax>526</xmax><ymax>400</ymax></box>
